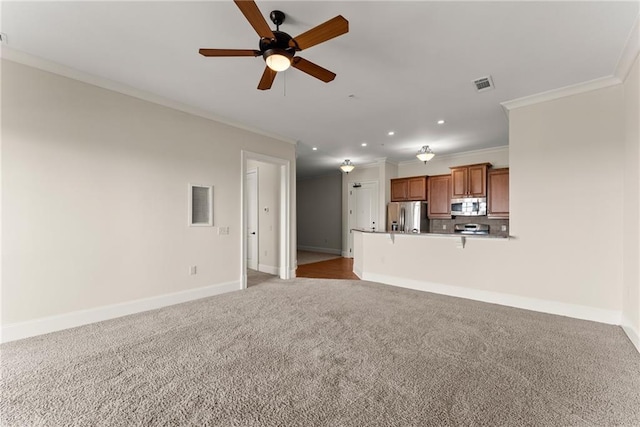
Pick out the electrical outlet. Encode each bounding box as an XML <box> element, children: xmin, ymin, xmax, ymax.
<box><xmin>189</xmin><ymin>266</ymin><xmax>197</xmax><ymax>275</ymax></box>
<box><xmin>501</xmin><ymin>225</ymin><xmax>507</xmax><ymax>232</ymax></box>
<box><xmin>218</xmin><ymin>226</ymin><xmax>229</xmax><ymax>235</ymax></box>
<box><xmin>442</xmin><ymin>224</ymin><xmax>447</xmax><ymax>230</ymax></box>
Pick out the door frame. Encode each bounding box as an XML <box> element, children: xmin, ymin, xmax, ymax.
<box><xmin>246</xmin><ymin>168</ymin><xmax>259</xmax><ymax>270</ymax></box>
<box><xmin>240</xmin><ymin>151</ymin><xmax>292</xmax><ymax>288</ymax></box>
<box><xmin>347</xmin><ymin>180</ymin><xmax>379</xmax><ymax>258</ymax></box>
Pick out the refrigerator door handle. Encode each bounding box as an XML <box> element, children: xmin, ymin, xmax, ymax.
<box><xmin>400</xmin><ymin>207</ymin><xmax>405</xmax><ymax>232</ymax></box>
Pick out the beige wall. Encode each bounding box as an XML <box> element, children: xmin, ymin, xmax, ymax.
<box><xmin>509</xmin><ymin>84</ymin><xmax>624</xmax><ymax>310</ymax></box>
<box><xmin>1</xmin><ymin>59</ymin><xmax>296</xmax><ymax>326</ymax></box>
<box><xmin>356</xmin><ymin>84</ymin><xmax>626</xmax><ymax>322</ymax></box>
<box><xmin>622</xmin><ymin>53</ymin><xmax>640</xmax><ymax>346</ymax></box>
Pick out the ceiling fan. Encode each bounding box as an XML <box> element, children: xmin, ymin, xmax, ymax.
<box><xmin>199</xmin><ymin>0</ymin><xmax>349</xmax><ymax>90</ymax></box>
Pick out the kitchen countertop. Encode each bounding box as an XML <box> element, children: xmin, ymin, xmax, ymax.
<box><xmin>351</xmin><ymin>229</ymin><xmax>510</xmax><ymax>239</ymax></box>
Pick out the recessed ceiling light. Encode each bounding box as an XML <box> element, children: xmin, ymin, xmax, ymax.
<box><xmin>388</xmin><ymin>131</ymin><xmax>395</xmax><ymax>136</ymax></box>
<box><xmin>361</xmin><ymin>143</ymin><xmax>367</xmax><ymax>147</ymax></box>
<box><xmin>437</xmin><ymin>120</ymin><xmax>445</xmax><ymax>125</ymax></box>
<box><xmin>312</xmin><ymin>147</ymin><xmax>317</xmax><ymax>151</ymax></box>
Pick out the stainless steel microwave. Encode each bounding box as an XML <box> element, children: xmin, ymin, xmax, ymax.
<box><xmin>451</xmin><ymin>197</ymin><xmax>487</xmax><ymax>216</ymax></box>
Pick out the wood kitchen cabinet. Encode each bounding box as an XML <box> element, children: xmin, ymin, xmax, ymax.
<box><xmin>488</xmin><ymin>168</ymin><xmax>509</xmax><ymax>218</ymax></box>
<box><xmin>390</xmin><ymin>176</ymin><xmax>427</xmax><ymax>201</ymax></box>
<box><xmin>427</xmin><ymin>174</ymin><xmax>451</xmax><ymax>219</ymax></box>
<box><xmin>450</xmin><ymin>163</ymin><xmax>491</xmax><ymax>198</ymax></box>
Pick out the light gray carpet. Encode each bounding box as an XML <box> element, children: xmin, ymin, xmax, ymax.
<box><xmin>246</xmin><ymin>268</ymin><xmax>276</xmax><ymax>287</ymax></box>
<box><xmin>2</xmin><ymin>278</ymin><xmax>639</xmax><ymax>426</ymax></box>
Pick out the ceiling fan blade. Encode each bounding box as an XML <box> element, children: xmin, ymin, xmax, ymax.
<box><xmin>291</xmin><ymin>57</ymin><xmax>336</xmax><ymax>83</ymax></box>
<box><xmin>234</xmin><ymin>0</ymin><xmax>275</xmax><ymax>40</ymax></box>
<box><xmin>199</xmin><ymin>49</ymin><xmax>261</xmax><ymax>57</ymax></box>
<box><xmin>291</xmin><ymin>15</ymin><xmax>348</xmax><ymax>51</ymax></box>
<box><xmin>257</xmin><ymin>66</ymin><xmax>277</xmax><ymax>90</ymax></box>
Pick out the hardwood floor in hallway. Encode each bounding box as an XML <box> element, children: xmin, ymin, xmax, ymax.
<box><xmin>296</xmin><ymin>257</ymin><xmax>359</xmax><ymax>280</ymax></box>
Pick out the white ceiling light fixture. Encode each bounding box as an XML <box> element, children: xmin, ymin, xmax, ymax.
<box><xmin>416</xmin><ymin>145</ymin><xmax>435</xmax><ymax>163</ymax></box>
<box><xmin>388</xmin><ymin>131</ymin><xmax>395</xmax><ymax>136</ymax></box>
<box><xmin>437</xmin><ymin>119</ymin><xmax>445</xmax><ymax>125</ymax></box>
<box><xmin>264</xmin><ymin>49</ymin><xmax>293</xmax><ymax>72</ymax></box>
<box><xmin>340</xmin><ymin>159</ymin><xmax>355</xmax><ymax>173</ymax></box>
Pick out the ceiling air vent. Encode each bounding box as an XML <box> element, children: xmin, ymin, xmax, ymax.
<box><xmin>473</xmin><ymin>75</ymin><xmax>494</xmax><ymax>92</ymax></box>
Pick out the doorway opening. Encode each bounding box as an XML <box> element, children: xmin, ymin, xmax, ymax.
<box><xmin>241</xmin><ymin>151</ymin><xmax>291</xmax><ymax>289</ymax></box>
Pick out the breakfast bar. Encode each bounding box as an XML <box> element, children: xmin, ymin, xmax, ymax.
<box><xmin>351</xmin><ymin>229</ymin><xmax>515</xmax><ymax>309</ymax></box>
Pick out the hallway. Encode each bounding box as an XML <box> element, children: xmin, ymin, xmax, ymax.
<box><xmin>296</xmin><ymin>257</ymin><xmax>359</xmax><ymax>280</ymax></box>
<box><xmin>248</xmin><ymin>251</ymin><xmax>359</xmax><ymax>287</ymax></box>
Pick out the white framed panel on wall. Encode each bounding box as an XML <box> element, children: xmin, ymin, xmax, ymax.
<box><xmin>188</xmin><ymin>183</ymin><xmax>213</xmax><ymax>226</ymax></box>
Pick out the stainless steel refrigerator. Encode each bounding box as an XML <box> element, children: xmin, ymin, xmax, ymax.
<box><xmin>387</xmin><ymin>201</ymin><xmax>429</xmax><ymax>233</ymax></box>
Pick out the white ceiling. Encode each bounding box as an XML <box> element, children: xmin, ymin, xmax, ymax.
<box><xmin>2</xmin><ymin>1</ymin><xmax>638</xmax><ymax>178</ymax></box>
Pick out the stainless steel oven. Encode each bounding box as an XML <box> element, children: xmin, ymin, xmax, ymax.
<box><xmin>451</xmin><ymin>197</ymin><xmax>487</xmax><ymax>216</ymax></box>
<box><xmin>454</xmin><ymin>223</ymin><xmax>489</xmax><ymax>235</ymax></box>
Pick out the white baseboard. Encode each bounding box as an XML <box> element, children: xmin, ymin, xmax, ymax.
<box><xmin>297</xmin><ymin>245</ymin><xmax>342</xmax><ymax>255</ymax></box>
<box><xmin>621</xmin><ymin>314</ymin><xmax>640</xmax><ymax>353</ymax></box>
<box><xmin>258</xmin><ymin>264</ymin><xmax>279</xmax><ymax>275</ymax></box>
<box><xmin>362</xmin><ymin>272</ymin><xmax>622</xmax><ymax>326</ymax></box>
<box><xmin>342</xmin><ymin>251</ymin><xmax>351</xmax><ymax>258</ymax></box>
<box><xmin>353</xmin><ymin>266</ymin><xmax>363</xmax><ymax>279</ymax></box>
<box><xmin>1</xmin><ymin>280</ymin><xmax>241</xmax><ymax>344</ymax></box>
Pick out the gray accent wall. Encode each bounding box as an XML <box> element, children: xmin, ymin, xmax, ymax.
<box><xmin>297</xmin><ymin>174</ymin><xmax>342</xmax><ymax>254</ymax></box>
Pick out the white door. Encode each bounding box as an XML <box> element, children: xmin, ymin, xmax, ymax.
<box><xmin>347</xmin><ymin>181</ymin><xmax>379</xmax><ymax>257</ymax></box>
<box><xmin>246</xmin><ymin>169</ymin><xmax>258</xmax><ymax>270</ymax></box>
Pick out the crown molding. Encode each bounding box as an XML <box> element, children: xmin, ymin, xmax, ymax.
<box><xmin>500</xmin><ymin>76</ymin><xmax>621</xmax><ymax>113</ymax></box>
<box><xmin>0</xmin><ymin>47</ymin><xmax>297</xmax><ymax>146</ymax></box>
<box><xmin>501</xmin><ymin>13</ymin><xmax>639</xmax><ymax>114</ymax></box>
<box><xmin>614</xmin><ymin>13</ymin><xmax>640</xmax><ymax>82</ymax></box>
<box><xmin>354</xmin><ymin>161</ymin><xmax>383</xmax><ymax>171</ymax></box>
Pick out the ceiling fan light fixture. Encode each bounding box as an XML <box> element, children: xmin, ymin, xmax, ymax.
<box><xmin>264</xmin><ymin>49</ymin><xmax>293</xmax><ymax>72</ymax></box>
<box><xmin>340</xmin><ymin>159</ymin><xmax>355</xmax><ymax>173</ymax></box>
<box><xmin>416</xmin><ymin>145</ymin><xmax>435</xmax><ymax>163</ymax></box>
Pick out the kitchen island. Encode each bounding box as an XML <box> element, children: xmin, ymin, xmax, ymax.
<box><xmin>350</xmin><ymin>228</ymin><xmax>620</xmax><ymax>326</ymax></box>
<box><xmin>352</xmin><ymin>228</ymin><xmax>510</xmax><ymax>282</ymax></box>
<box><xmin>350</xmin><ymin>229</ymin><xmax>534</xmax><ymax>317</ymax></box>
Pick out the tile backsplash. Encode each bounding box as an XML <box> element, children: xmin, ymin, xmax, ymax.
<box><xmin>430</xmin><ymin>217</ymin><xmax>509</xmax><ymax>237</ymax></box>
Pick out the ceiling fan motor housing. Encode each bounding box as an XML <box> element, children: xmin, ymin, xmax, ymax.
<box><xmin>260</xmin><ymin>30</ymin><xmax>296</xmax><ymax>62</ymax></box>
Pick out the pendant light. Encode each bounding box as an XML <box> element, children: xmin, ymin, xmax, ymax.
<box><xmin>340</xmin><ymin>159</ymin><xmax>355</xmax><ymax>173</ymax></box>
<box><xmin>416</xmin><ymin>146</ymin><xmax>435</xmax><ymax>163</ymax></box>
